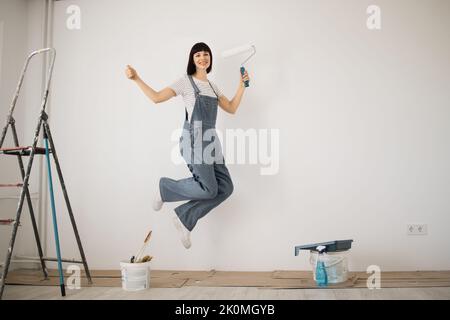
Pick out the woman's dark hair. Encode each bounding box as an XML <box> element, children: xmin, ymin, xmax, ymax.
<box><xmin>187</xmin><ymin>42</ymin><xmax>213</xmax><ymax>75</ymax></box>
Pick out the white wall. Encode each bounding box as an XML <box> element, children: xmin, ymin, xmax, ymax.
<box><xmin>0</xmin><ymin>0</ymin><xmax>28</xmax><ymax>194</ymax></box>
<box><xmin>39</xmin><ymin>0</ymin><xmax>450</xmax><ymax>271</ymax></box>
<box><xmin>0</xmin><ymin>0</ymin><xmax>47</xmax><ymax>269</ymax></box>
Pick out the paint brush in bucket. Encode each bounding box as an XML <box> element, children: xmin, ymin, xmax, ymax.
<box><xmin>133</xmin><ymin>230</ymin><xmax>152</xmax><ymax>263</ymax></box>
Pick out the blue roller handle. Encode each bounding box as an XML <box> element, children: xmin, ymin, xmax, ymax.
<box><xmin>240</xmin><ymin>66</ymin><xmax>249</xmax><ymax>87</ymax></box>
<box><xmin>44</xmin><ymin>136</ymin><xmax>66</xmax><ymax>297</ymax></box>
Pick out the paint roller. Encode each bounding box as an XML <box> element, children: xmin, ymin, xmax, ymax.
<box><xmin>221</xmin><ymin>44</ymin><xmax>256</xmax><ymax>87</ymax></box>
<box><xmin>43</xmin><ymin>128</ymin><xmax>65</xmax><ymax>296</ymax></box>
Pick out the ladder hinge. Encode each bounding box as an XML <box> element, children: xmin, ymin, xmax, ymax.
<box><xmin>41</xmin><ymin>111</ymin><xmax>48</xmax><ymax>121</ymax></box>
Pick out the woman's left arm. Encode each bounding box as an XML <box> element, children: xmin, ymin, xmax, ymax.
<box><xmin>218</xmin><ymin>70</ymin><xmax>250</xmax><ymax>114</ymax></box>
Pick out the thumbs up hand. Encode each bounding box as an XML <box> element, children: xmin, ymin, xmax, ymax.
<box><xmin>125</xmin><ymin>65</ymin><xmax>138</xmax><ymax>80</ymax></box>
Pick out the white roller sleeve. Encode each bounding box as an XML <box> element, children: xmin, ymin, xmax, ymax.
<box><xmin>221</xmin><ymin>44</ymin><xmax>254</xmax><ymax>58</ymax></box>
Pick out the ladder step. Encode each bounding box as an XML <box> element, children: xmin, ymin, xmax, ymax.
<box><xmin>0</xmin><ymin>146</ymin><xmax>50</xmax><ymax>156</ymax></box>
<box><xmin>0</xmin><ymin>219</ymin><xmax>20</xmax><ymax>226</ymax></box>
<box><xmin>44</xmin><ymin>258</ymin><xmax>84</xmax><ymax>264</ymax></box>
<box><xmin>6</xmin><ymin>256</ymin><xmax>83</xmax><ymax>264</ymax></box>
<box><xmin>0</xmin><ymin>183</ymin><xmax>23</xmax><ymax>188</ymax></box>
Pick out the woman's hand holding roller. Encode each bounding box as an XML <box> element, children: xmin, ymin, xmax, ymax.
<box><xmin>240</xmin><ymin>70</ymin><xmax>250</xmax><ymax>88</ymax></box>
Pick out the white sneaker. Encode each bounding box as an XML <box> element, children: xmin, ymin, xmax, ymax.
<box><xmin>172</xmin><ymin>215</ymin><xmax>191</xmax><ymax>249</ymax></box>
<box><xmin>152</xmin><ymin>186</ymin><xmax>163</xmax><ymax>211</ymax></box>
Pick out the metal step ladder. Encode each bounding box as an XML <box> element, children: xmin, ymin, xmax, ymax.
<box><xmin>0</xmin><ymin>48</ymin><xmax>92</xmax><ymax>299</ymax></box>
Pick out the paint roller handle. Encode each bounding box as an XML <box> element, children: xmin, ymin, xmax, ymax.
<box><xmin>240</xmin><ymin>67</ymin><xmax>249</xmax><ymax>88</ymax></box>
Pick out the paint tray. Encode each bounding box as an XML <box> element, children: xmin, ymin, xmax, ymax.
<box><xmin>295</xmin><ymin>239</ymin><xmax>353</xmax><ymax>256</ymax></box>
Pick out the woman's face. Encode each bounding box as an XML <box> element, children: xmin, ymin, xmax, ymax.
<box><xmin>193</xmin><ymin>50</ymin><xmax>211</xmax><ymax>71</ymax></box>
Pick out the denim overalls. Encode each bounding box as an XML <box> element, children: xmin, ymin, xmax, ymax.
<box><xmin>159</xmin><ymin>75</ymin><xmax>234</xmax><ymax>231</ymax></box>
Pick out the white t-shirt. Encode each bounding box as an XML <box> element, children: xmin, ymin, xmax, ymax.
<box><xmin>170</xmin><ymin>74</ymin><xmax>223</xmax><ymax>122</ymax></box>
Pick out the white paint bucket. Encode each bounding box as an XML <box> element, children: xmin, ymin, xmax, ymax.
<box><xmin>309</xmin><ymin>251</ymin><xmax>349</xmax><ymax>284</ymax></box>
<box><xmin>120</xmin><ymin>260</ymin><xmax>151</xmax><ymax>291</ymax></box>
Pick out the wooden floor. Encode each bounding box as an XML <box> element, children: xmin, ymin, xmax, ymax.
<box><xmin>3</xmin><ymin>285</ymin><xmax>450</xmax><ymax>300</ymax></box>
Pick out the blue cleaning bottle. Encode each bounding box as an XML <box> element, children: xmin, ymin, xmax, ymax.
<box><xmin>315</xmin><ymin>245</ymin><xmax>328</xmax><ymax>287</ymax></box>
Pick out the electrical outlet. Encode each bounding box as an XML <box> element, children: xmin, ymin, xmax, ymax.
<box><xmin>407</xmin><ymin>224</ymin><xmax>428</xmax><ymax>236</ymax></box>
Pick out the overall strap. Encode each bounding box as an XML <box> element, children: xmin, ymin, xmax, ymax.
<box><xmin>208</xmin><ymin>81</ymin><xmax>219</xmax><ymax>98</ymax></box>
<box><xmin>186</xmin><ymin>75</ymin><xmax>200</xmax><ymax>122</ymax></box>
<box><xmin>187</xmin><ymin>75</ymin><xmax>200</xmax><ymax>96</ymax></box>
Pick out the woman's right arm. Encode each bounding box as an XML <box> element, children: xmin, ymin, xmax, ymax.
<box><xmin>125</xmin><ymin>65</ymin><xmax>175</xmax><ymax>104</ymax></box>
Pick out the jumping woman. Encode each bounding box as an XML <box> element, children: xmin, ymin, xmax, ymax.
<box><xmin>125</xmin><ymin>42</ymin><xmax>249</xmax><ymax>249</ymax></box>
